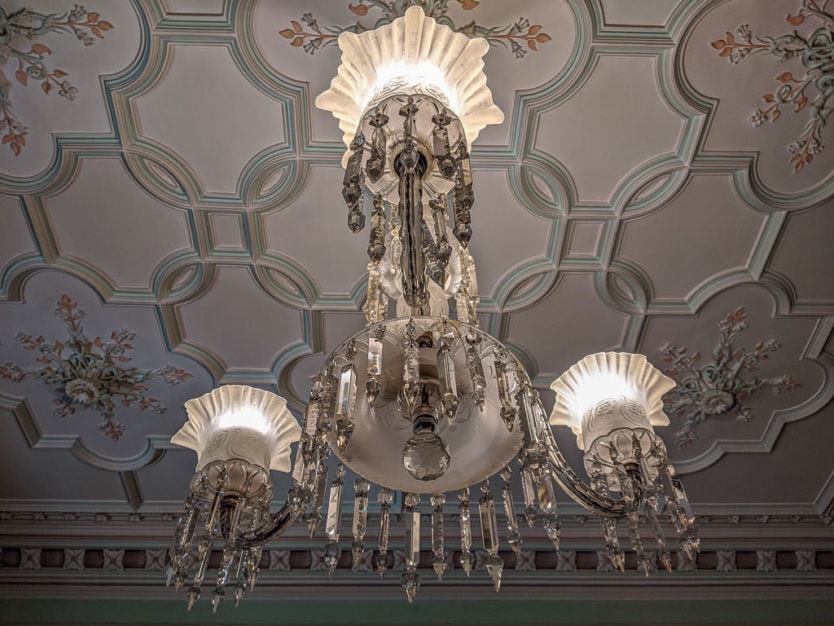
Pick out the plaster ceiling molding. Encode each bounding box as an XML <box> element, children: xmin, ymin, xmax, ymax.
<box><xmin>39</xmin><ymin>156</ymin><xmax>197</xmax><ymax>299</ymax></box>
<box><xmin>0</xmin><ymin>270</ymin><xmax>210</xmax><ymax>471</ymax></box>
<box><xmin>0</xmin><ymin>194</ymin><xmax>40</xmax><ymax>298</ymax></box>
<box><xmin>765</xmin><ymin>199</ymin><xmax>834</xmax><ymax>312</ymax></box>
<box><xmin>595</xmin><ymin>0</ymin><xmax>680</xmax><ymax>29</ymax></box>
<box><xmin>530</xmin><ymin>52</ymin><xmax>689</xmax><ymax>205</ymax></box>
<box><xmin>260</xmin><ymin>164</ymin><xmax>369</xmax><ymax>302</ymax></box>
<box><xmin>0</xmin><ymin>3</ymin><xmax>141</xmax><ymax>178</ymax></box>
<box><xmin>639</xmin><ymin>284</ymin><xmax>831</xmax><ymax>473</ymax></box>
<box><xmin>681</xmin><ymin>0</ymin><xmax>834</xmax><ymax>198</ymax></box>
<box><xmin>130</xmin><ymin>42</ymin><xmax>288</xmax><ymax>197</ymax></box>
<box><xmin>170</xmin><ymin>265</ymin><xmax>309</xmax><ymax>384</ymax></box>
<box><xmin>505</xmin><ymin>272</ymin><xmax>638</xmax><ymax>381</ymax></box>
<box><xmin>464</xmin><ymin>169</ymin><xmax>554</xmax><ymax>307</ymax></box>
<box><xmin>614</xmin><ymin>172</ymin><xmax>779</xmax><ymax>310</ymax></box>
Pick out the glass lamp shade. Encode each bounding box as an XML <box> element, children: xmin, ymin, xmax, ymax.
<box><xmin>171</xmin><ymin>385</ymin><xmax>301</xmax><ymax>474</ymax></box>
<box><xmin>548</xmin><ymin>352</ymin><xmax>675</xmax><ymax>450</ymax></box>
<box><xmin>315</xmin><ymin>5</ymin><xmax>504</xmax><ymax>165</ymax></box>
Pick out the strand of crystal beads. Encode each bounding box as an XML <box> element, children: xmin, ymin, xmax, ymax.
<box><xmin>612</xmin><ymin>448</ymin><xmax>650</xmax><ymax>575</ymax></box>
<box><xmin>452</xmin><ymin>140</ymin><xmax>473</xmax><ymax>246</ymax></box>
<box><xmin>365</xmin><ymin>195</ymin><xmax>388</xmax><ymax>324</ymax></box>
<box><xmin>432</xmin><ymin>110</ymin><xmax>455</xmax><ymax>179</ymax></box>
<box><xmin>464</xmin><ymin>331</ymin><xmax>486</xmax><ymax>410</ymax></box>
<box><xmin>306</xmin><ymin>361</ymin><xmax>335</xmax><ymax>537</ymax></box>
<box><xmin>653</xmin><ymin>440</ymin><xmax>700</xmax><ymax>559</ymax></box>
<box><xmin>403</xmin><ymin>319</ymin><xmax>420</xmax><ymax>410</ymax></box>
<box><xmin>430</xmin><ymin>493</ymin><xmax>446</xmax><ymax>580</ymax></box>
<box><xmin>420</xmin><ymin>217</ymin><xmax>443</xmax><ymax>287</ymax></box>
<box><xmin>343</xmin><ymin>134</ymin><xmax>366</xmax><ymax>232</ymax></box>
<box><xmin>237</xmin><ymin>546</ymin><xmax>261</xmax><ymax>606</ymax></box>
<box><xmin>479</xmin><ymin>481</ymin><xmax>504</xmax><ymax>591</ymax></box>
<box><xmin>589</xmin><ymin>457</ymin><xmax>624</xmax><ymax>571</ymax></box>
<box><xmin>638</xmin><ymin>437</ymin><xmax>672</xmax><ymax>571</ymax></box>
<box><xmin>376</xmin><ymin>488</ymin><xmax>393</xmax><ymax>577</ymax></box>
<box><xmin>388</xmin><ymin>202</ymin><xmax>403</xmax><ymax>287</ymax></box>
<box><xmin>456</xmin><ymin>248</ymin><xmax>478</xmax><ymax>324</ymax></box>
<box><xmin>352</xmin><ymin>477</ymin><xmax>370</xmax><ymax>570</ymax></box>
<box><xmin>437</xmin><ymin>329</ymin><xmax>458</xmax><ymax>423</ymax></box>
<box><xmin>366</xmin><ymin>108</ymin><xmax>388</xmax><ymax>183</ymax></box>
<box><xmin>335</xmin><ymin>341</ymin><xmax>357</xmax><ymax>453</ymax></box>
<box><xmin>325</xmin><ymin>463</ymin><xmax>346</xmax><ymax>576</ymax></box>
<box><xmin>516</xmin><ymin>370</ymin><xmax>542</xmax><ymax>446</ymax></box>
<box><xmin>187</xmin><ymin>539</ymin><xmax>210</xmax><ymax>609</ymax></box>
<box><xmin>520</xmin><ymin>466</ymin><xmax>537</xmax><ymax>527</ymax></box>
<box><xmin>500</xmin><ymin>468</ymin><xmax>522</xmax><ymax>554</ymax></box>
<box><xmin>366</xmin><ymin>325</ymin><xmax>385</xmax><ymax>407</ymax></box>
<box><xmin>429</xmin><ymin>196</ymin><xmax>452</xmax><ymax>265</ymax></box>
<box><xmin>458</xmin><ymin>488</ymin><xmax>474</xmax><ymax>576</ymax></box>
<box><xmin>401</xmin><ymin>493</ymin><xmax>422</xmax><ymax>603</ymax></box>
<box><xmin>494</xmin><ymin>348</ymin><xmax>517</xmax><ymax>431</ymax></box>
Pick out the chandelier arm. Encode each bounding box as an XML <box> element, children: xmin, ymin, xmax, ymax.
<box><xmin>544</xmin><ymin>435</ymin><xmax>626</xmax><ymax>518</ymax></box>
<box><xmin>236</xmin><ymin>486</ymin><xmax>309</xmax><ymax>548</ymax></box>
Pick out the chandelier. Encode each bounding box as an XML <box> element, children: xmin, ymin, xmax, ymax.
<box><xmin>166</xmin><ymin>8</ymin><xmax>698</xmax><ymax>611</ymax></box>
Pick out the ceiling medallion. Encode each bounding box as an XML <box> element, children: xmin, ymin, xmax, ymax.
<box><xmin>660</xmin><ymin>307</ymin><xmax>802</xmax><ymax>447</ymax></box>
<box><xmin>0</xmin><ymin>294</ymin><xmax>191</xmax><ymax>440</ymax></box>
<box><xmin>168</xmin><ymin>8</ymin><xmax>698</xmax><ymax>610</ymax></box>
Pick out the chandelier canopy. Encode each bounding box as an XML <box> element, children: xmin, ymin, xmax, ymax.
<box><xmin>168</xmin><ymin>7</ymin><xmax>698</xmax><ymax>611</ymax></box>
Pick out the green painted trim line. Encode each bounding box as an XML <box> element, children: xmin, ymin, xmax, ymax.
<box><xmin>1</xmin><ymin>597</ymin><xmax>832</xmax><ymax>625</ymax></box>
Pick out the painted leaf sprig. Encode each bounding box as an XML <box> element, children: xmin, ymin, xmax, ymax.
<box><xmin>0</xmin><ymin>4</ymin><xmax>114</xmax><ymax>156</ymax></box>
<box><xmin>711</xmin><ymin>1</ymin><xmax>833</xmax><ymax>172</ymax></box>
<box><xmin>278</xmin><ymin>1</ymin><xmax>549</xmax><ymax>59</ymax></box>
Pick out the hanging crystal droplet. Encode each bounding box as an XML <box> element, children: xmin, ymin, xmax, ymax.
<box><xmin>437</xmin><ymin>330</ymin><xmax>458</xmax><ymax>423</ymax></box>
<box><xmin>186</xmin><ymin>586</ymin><xmax>200</xmax><ymax>611</ymax></box>
<box><xmin>402</xmin><ymin>319</ymin><xmax>420</xmax><ymax>410</ymax></box>
<box><xmin>494</xmin><ymin>348</ymin><xmax>517</xmax><ymax>431</ymax></box>
<box><xmin>343</xmin><ymin>134</ymin><xmax>366</xmax><ymax>232</ymax></box>
<box><xmin>324</xmin><ymin>541</ymin><xmax>340</xmax><ymax>577</ymax></box>
<box><xmin>400</xmin><ymin>570</ymin><xmax>422</xmax><ymax>603</ymax></box>
<box><xmin>366</xmin><ymin>327</ymin><xmax>385</xmax><ymax>404</ymax></box>
<box><xmin>520</xmin><ymin>467</ymin><xmax>537</xmax><ymax>527</ymax></box>
<box><xmin>500</xmin><ymin>468</ymin><xmax>522</xmax><ymax>554</ymax></box>
<box><xmin>465</xmin><ymin>332</ymin><xmax>486</xmax><ymax>410</ymax></box>
<box><xmin>366</xmin><ymin>109</ymin><xmax>388</xmax><ymax>183</ymax></box>
<box><xmin>486</xmin><ymin>554</ymin><xmax>504</xmax><ymax>592</ymax></box>
<box><xmin>211</xmin><ymin>588</ymin><xmax>223</xmax><ymax>613</ymax></box>
<box><xmin>432</xmin><ymin>110</ymin><xmax>455</xmax><ymax>179</ymax></box>
<box><xmin>367</xmin><ymin>195</ymin><xmax>387</xmax><ymax>263</ymax></box>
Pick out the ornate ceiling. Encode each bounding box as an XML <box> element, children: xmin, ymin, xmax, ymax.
<box><xmin>0</xmin><ymin>0</ymin><xmax>832</xmax><ymax>623</ymax></box>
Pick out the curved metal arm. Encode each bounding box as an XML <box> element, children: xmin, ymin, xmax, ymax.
<box><xmin>542</xmin><ymin>428</ymin><xmax>626</xmax><ymax>518</ymax></box>
<box><xmin>237</xmin><ymin>486</ymin><xmax>310</xmax><ymax>548</ymax></box>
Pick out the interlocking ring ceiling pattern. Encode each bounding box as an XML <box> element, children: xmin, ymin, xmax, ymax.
<box><xmin>0</xmin><ymin>0</ymin><xmax>832</xmax><ymax>519</ymax></box>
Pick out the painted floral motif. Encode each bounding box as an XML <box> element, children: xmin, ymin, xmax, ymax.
<box><xmin>660</xmin><ymin>307</ymin><xmax>801</xmax><ymax>448</ymax></box>
<box><xmin>279</xmin><ymin>1</ymin><xmax>550</xmax><ymax>59</ymax></box>
<box><xmin>711</xmin><ymin>1</ymin><xmax>833</xmax><ymax>172</ymax></box>
<box><xmin>0</xmin><ymin>5</ymin><xmax>113</xmax><ymax>156</ymax></box>
<box><xmin>0</xmin><ymin>295</ymin><xmax>191</xmax><ymax>441</ymax></box>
